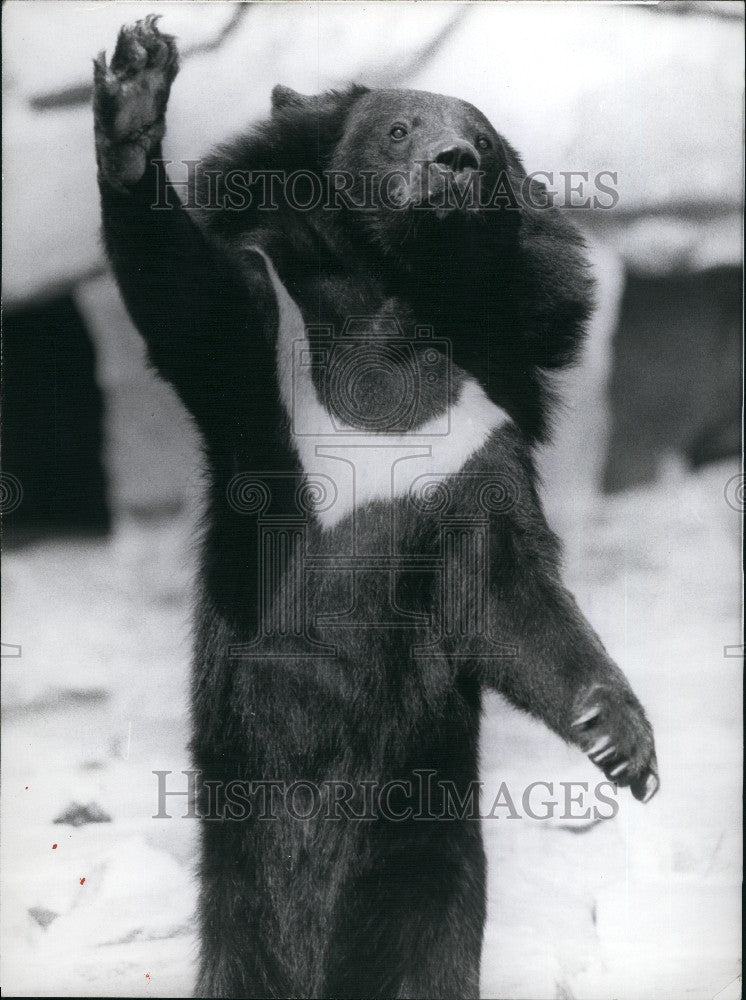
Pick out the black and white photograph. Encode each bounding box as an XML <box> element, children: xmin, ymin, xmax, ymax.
<box><xmin>1</xmin><ymin>1</ymin><xmax>743</xmax><ymax>997</ymax></box>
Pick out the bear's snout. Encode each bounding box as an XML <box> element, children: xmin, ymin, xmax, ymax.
<box><xmin>432</xmin><ymin>140</ymin><xmax>480</xmax><ymax>174</ymax></box>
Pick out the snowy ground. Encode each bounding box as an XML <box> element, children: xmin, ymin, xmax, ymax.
<box><xmin>1</xmin><ymin>451</ymin><xmax>741</xmax><ymax>998</ymax></box>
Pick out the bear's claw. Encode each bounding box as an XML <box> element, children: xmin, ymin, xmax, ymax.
<box><xmin>571</xmin><ymin>706</ymin><xmax>601</xmax><ymax>727</ymax></box>
<box><xmin>587</xmin><ymin>735</ymin><xmax>611</xmax><ymax>756</ymax></box>
<box><xmin>572</xmin><ymin>685</ymin><xmax>659</xmax><ymax>803</ymax></box>
<box><xmin>633</xmin><ymin>770</ymin><xmax>660</xmax><ymax>803</ymax></box>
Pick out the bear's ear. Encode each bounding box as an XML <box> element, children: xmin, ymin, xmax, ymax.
<box><xmin>271</xmin><ymin>85</ymin><xmax>306</xmax><ymax>115</ymax></box>
<box><xmin>266</xmin><ymin>84</ymin><xmax>370</xmax><ymax>169</ymax></box>
<box><xmin>271</xmin><ymin>83</ymin><xmax>368</xmax><ymax>119</ymax></box>
<box><xmin>196</xmin><ymin>84</ymin><xmax>369</xmax><ymax>221</ymax></box>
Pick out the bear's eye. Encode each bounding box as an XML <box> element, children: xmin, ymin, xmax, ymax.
<box><xmin>476</xmin><ymin>135</ymin><xmax>492</xmax><ymax>151</ymax></box>
<box><xmin>390</xmin><ymin>125</ymin><xmax>408</xmax><ymax>141</ymax></box>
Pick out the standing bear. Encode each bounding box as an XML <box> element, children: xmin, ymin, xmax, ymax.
<box><xmin>93</xmin><ymin>16</ymin><xmax>658</xmax><ymax>999</ymax></box>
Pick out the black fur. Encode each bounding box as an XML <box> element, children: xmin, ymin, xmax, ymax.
<box><xmin>94</xmin><ymin>19</ymin><xmax>658</xmax><ymax>999</ymax></box>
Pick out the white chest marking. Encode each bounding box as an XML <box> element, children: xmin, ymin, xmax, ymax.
<box><xmin>255</xmin><ymin>250</ymin><xmax>511</xmax><ymax>529</ymax></box>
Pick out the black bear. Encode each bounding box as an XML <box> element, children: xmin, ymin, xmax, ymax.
<box><xmin>93</xmin><ymin>16</ymin><xmax>658</xmax><ymax>999</ymax></box>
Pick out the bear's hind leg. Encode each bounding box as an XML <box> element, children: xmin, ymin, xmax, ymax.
<box><xmin>395</xmin><ymin>914</ymin><xmax>483</xmax><ymax>1000</ymax></box>
<box><xmin>324</xmin><ymin>824</ymin><xmax>486</xmax><ymax>999</ymax></box>
<box><xmin>195</xmin><ymin>823</ymin><xmax>294</xmax><ymax>1000</ymax></box>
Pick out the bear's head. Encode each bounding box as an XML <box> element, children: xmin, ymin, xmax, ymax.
<box><xmin>267</xmin><ymin>84</ymin><xmax>526</xmax><ymax>259</ymax></box>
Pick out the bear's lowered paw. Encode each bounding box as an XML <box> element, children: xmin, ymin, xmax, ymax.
<box><xmin>93</xmin><ymin>14</ymin><xmax>178</xmax><ymax>192</ymax></box>
<box><xmin>572</xmin><ymin>684</ymin><xmax>659</xmax><ymax>802</ymax></box>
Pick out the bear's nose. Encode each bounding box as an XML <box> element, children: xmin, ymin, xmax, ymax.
<box><xmin>433</xmin><ymin>142</ymin><xmax>480</xmax><ymax>172</ymax></box>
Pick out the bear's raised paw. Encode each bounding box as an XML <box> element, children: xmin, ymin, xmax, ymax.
<box><xmin>93</xmin><ymin>15</ymin><xmax>179</xmax><ymax>191</ymax></box>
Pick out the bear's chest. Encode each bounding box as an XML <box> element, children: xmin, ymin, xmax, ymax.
<box><xmin>254</xmin><ymin>249</ymin><xmax>511</xmax><ymax>530</ymax></box>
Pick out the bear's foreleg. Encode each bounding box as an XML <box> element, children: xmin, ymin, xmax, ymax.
<box><xmin>469</xmin><ymin>437</ymin><xmax>659</xmax><ymax>802</ymax></box>
<box><xmin>93</xmin><ymin>17</ymin><xmax>267</xmax><ymax>431</ymax></box>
